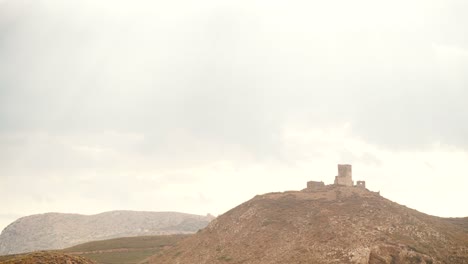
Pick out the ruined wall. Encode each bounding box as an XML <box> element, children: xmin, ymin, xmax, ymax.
<box><xmin>334</xmin><ymin>164</ymin><xmax>353</xmax><ymax>186</ymax></box>
<box><xmin>356</xmin><ymin>181</ymin><xmax>366</xmax><ymax>188</ymax></box>
<box><xmin>307</xmin><ymin>181</ymin><xmax>325</xmax><ymax>190</ymax></box>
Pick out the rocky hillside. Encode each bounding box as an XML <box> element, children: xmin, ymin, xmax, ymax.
<box><xmin>0</xmin><ymin>252</ymin><xmax>96</xmax><ymax>264</ymax></box>
<box><xmin>150</xmin><ymin>186</ymin><xmax>468</xmax><ymax>264</ymax></box>
<box><xmin>0</xmin><ymin>211</ymin><xmax>214</xmax><ymax>255</ymax></box>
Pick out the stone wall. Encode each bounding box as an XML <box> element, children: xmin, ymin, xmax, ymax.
<box><xmin>306</xmin><ymin>181</ymin><xmax>325</xmax><ymax>190</ymax></box>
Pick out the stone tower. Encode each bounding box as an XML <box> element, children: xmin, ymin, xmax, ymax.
<box><xmin>334</xmin><ymin>164</ymin><xmax>353</xmax><ymax>186</ymax></box>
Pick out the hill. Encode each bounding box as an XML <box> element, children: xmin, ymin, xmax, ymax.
<box><xmin>0</xmin><ymin>211</ymin><xmax>213</xmax><ymax>255</ymax></box>
<box><xmin>0</xmin><ymin>251</ymin><xmax>96</xmax><ymax>264</ymax></box>
<box><xmin>150</xmin><ymin>185</ymin><xmax>468</xmax><ymax>264</ymax></box>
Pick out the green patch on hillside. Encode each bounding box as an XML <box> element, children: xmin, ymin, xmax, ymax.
<box><xmin>62</xmin><ymin>234</ymin><xmax>189</xmax><ymax>264</ymax></box>
<box><xmin>443</xmin><ymin>217</ymin><xmax>468</xmax><ymax>232</ymax></box>
<box><xmin>75</xmin><ymin>249</ymin><xmax>158</xmax><ymax>264</ymax></box>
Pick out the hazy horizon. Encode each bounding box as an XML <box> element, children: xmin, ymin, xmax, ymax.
<box><xmin>1</xmin><ymin>0</ymin><xmax>467</xmax><ymax>231</ymax></box>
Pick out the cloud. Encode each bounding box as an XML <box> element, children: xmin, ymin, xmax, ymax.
<box><xmin>1</xmin><ymin>0</ymin><xmax>467</xmax><ymax>152</ymax></box>
<box><xmin>0</xmin><ymin>0</ymin><xmax>468</xmax><ymax>230</ymax></box>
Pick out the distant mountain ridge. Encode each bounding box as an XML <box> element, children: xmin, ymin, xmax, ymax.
<box><xmin>0</xmin><ymin>210</ymin><xmax>214</xmax><ymax>255</ymax></box>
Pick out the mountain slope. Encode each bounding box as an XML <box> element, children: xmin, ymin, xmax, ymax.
<box><xmin>0</xmin><ymin>211</ymin><xmax>213</xmax><ymax>255</ymax></box>
<box><xmin>150</xmin><ymin>186</ymin><xmax>468</xmax><ymax>264</ymax></box>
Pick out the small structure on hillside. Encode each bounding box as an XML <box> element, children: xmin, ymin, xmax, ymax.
<box><xmin>356</xmin><ymin>180</ymin><xmax>366</xmax><ymax>188</ymax></box>
<box><xmin>304</xmin><ymin>164</ymin><xmax>366</xmax><ymax>191</ymax></box>
<box><xmin>307</xmin><ymin>181</ymin><xmax>325</xmax><ymax>190</ymax></box>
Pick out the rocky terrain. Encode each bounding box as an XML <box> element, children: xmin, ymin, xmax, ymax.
<box><xmin>0</xmin><ymin>211</ymin><xmax>214</xmax><ymax>255</ymax></box>
<box><xmin>150</xmin><ymin>186</ymin><xmax>468</xmax><ymax>264</ymax></box>
<box><xmin>0</xmin><ymin>252</ymin><xmax>96</xmax><ymax>264</ymax></box>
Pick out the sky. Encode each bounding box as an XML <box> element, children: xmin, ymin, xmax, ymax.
<box><xmin>0</xmin><ymin>0</ymin><xmax>467</xmax><ymax>231</ymax></box>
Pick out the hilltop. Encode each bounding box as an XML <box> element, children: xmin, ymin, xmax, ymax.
<box><xmin>0</xmin><ymin>211</ymin><xmax>214</xmax><ymax>255</ymax></box>
<box><xmin>150</xmin><ymin>185</ymin><xmax>468</xmax><ymax>263</ymax></box>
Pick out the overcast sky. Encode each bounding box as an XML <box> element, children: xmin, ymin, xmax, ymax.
<box><xmin>1</xmin><ymin>0</ymin><xmax>467</xmax><ymax>231</ymax></box>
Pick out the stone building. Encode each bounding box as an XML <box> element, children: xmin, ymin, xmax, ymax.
<box><xmin>334</xmin><ymin>164</ymin><xmax>354</xmax><ymax>187</ymax></box>
<box><xmin>304</xmin><ymin>164</ymin><xmax>367</xmax><ymax>191</ymax></box>
<box><xmin>307</xmin><ymin>181</ymin><xmax>325</xmax><ymax>190</ymax></box>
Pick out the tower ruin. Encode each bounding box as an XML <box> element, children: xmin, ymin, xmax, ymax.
<box><xmin>304</xmin><ymin>164</ymin><xmax>368</xmax><ymax>191</ymax></box>
<box><xmin>334</xmin><ymin>164</ymin><xmax>353</xmax><ymax>186</ymax></box>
